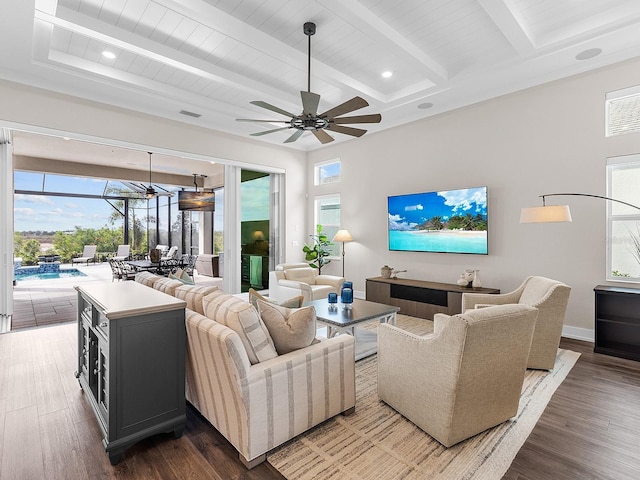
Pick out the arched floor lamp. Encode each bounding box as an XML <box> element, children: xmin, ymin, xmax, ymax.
<box><xmin>520</xmin><ymin>193</ymin><xmax>640</xmax><ymax>223</ymax></box>
<box><xmin>332</xmin><ymin>229</ymin><xmax>352</xmax><ymax>277</ymax></box>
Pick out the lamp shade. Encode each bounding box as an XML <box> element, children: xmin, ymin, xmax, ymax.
<box><xmin>332</xmin><ymin>229</ymin><xmax>353</xmax><ymax>242</ymax></box>
<box><xmin>520</xmin><ymin>205</ymin><xmax>572</xmax><ymax>223</ymax></box>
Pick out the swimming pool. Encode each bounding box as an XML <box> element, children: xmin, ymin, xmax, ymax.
<box><xmin>15</xmin><ymin>269</ymin><xmax>88</xmax><ymax>281</ymax></box>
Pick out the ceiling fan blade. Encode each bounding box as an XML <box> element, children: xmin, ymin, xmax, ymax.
<box><xmin>312</xmin><ymin>129</ymin><xmax>334</xmax><ymax>144</ymax></box>
<box><xmin>250</xmin><ymin>126</ymin><xmax>291</xmax><ymax>137</ymax></box>
<box><xmin>284</xmin><ymin>130</ymin><xmax>304</xmax><ymax>143</ymax></box>
<box><xmin>333</xmin><ymin>113</ymin><xmax>382</xmax><ymax>124</ymax></box>
<box><xmin>250</xmin><ymin>101</ymin><xmax>296</xmax><ymax>118</ymax></box>
<box><xmin>236</xmin><ymin>119</ymin><xmax>290</xmax><ymax>123</ymax></box>
<box><xmin>301</xmin><ymin>91</ymin><xmax>321</xmax><ymax>115</ymax></box>
<box><xmin>320</xmin><ymin>96</ymin><xmax>369</xmax><ymax>119</ymax></box>
<box><xmin>327</xmin><ymin>124</ymin><xmax>367</xmax><ymax>137</ymax></box>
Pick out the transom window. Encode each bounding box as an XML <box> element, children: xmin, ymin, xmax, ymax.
<box><xmin>314</xmin><ymin>159</ymin><xmax>341</xmax><ymax>185</ymax></box>
<box><xmin>606</xmin><ymin>85</ymin><xmax>640</xmax><ymax>137</ymax></box>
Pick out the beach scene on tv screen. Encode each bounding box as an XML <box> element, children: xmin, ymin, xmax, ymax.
<box><xmin>388</xmin><ymin>187</ymin><xmax>488</xmax><ymax>254</ymax></box>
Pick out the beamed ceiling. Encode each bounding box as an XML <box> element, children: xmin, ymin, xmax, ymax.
<box><xmin>1</xmin><ymin>0</ymin><xmax>640</xmax><ymax>157</ymax></box>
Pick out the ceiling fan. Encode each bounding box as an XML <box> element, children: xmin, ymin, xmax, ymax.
<box><xmin>236</xmin><ymin>22</ymin><xmax>382</xmax><ymax>145</ymax></box>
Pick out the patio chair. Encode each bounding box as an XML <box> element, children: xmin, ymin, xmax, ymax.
<box><xmin>161</xmin><ymin>246</ymin><xmax>178</xmax><ymax>261</ymax></box>
<box><xmin>72</xmin><ymin>245</ymin><xmax>97</xmax><ymax>265</ymax></box>
<box><xmin>116</xmin><ymin>260</ymin><xmax>137</xmax><ymax>281</ymax></box>
<box><xmin>112</xmin><ymin>244</ymin><xmax>131</xmax><ymax>261</ymax></box>
<box><xmin>180</xmin><ymin>254</ymin><xmax>197</xmax><ymax>276</ymax></box>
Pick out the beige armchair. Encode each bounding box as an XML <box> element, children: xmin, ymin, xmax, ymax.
<box><xmin>268</xmin><ymin>263</ymin><xmax>344</xmax><ymax>303</ymax></box>
<box><xmin>462</xmin><ymin>276</ymin><xmax>571</xmax><ymax>370</ymax></box>
<box><xmin>378</xmin><ymin>304</ymin><xmax>538</xmax><ymax>447</ymax></box>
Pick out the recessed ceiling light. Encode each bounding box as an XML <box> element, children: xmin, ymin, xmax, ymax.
<box><xmin>382</xmin><ymin>71</ymin><xmax>393</xmax><ymax>78</ymax></box>
<box><xmin>575</xmin><ymin>48</ymin><xmax>602</xmax><ymax>61</ymax></box>
<box><xmin>62</xmin><ymin>137</ymin><xmax>71</xmax><ymax>141</ymax></box>
<box><xmin>417</xmin><ymin>102</ymin><xmax>434</xmax><ymax>110</ymax></box>
<box><xmin>102</xmin><ymin>50</ymin><xmax>116</xmax><ymax>59</ymax></box>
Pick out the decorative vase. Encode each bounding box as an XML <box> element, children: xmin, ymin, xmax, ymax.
<box><xmin>341</xmin><ymin>285</ymin><xmax>353</xmax><ymax>308</ymax></box>
<box><xmin>381</xmin><ymin>265</ymin><xmax>392</xmax><ymax>278</ymax></box>
<box><xmin>464</xmin><ymin>269</ymin><xmax>475</xmax><ymax>285</ymax></box>
<box><xmin>328</xmin><ymin>292</ymin><xmax>338</xmax><ymax>310</ymax></box>
<box><xmin>472</xmin><ymin>270</ymin><xmax>482</xmax><ymax>289</ymax></box>
<box><xmin>456</xmin><ymin>274</ymin><xmax>468</xmax><ymax>287</ymax></box>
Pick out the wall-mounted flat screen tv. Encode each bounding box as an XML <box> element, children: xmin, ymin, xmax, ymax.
<box><xmin>388</xmin><ymin>186</ymin><xmax>488</xmax><ymax>254</ymax></box>
<box><xmin>178</xmin><ymin>191</ymin><xmax>215</xmax><ymax>211</ymax></box>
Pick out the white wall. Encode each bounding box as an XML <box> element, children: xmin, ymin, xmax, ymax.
<box><xmin>0</xmin><ymin>79</ymin><xmax>308</xmax><ymax>267</ymax></box>
<box><xmin>308</xmin><ymin>57</ymin><xmax>640</xmax><ymax>341</ymax></box>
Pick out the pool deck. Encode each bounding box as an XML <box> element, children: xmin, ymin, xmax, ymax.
<box><xmin>11</xmin><ymin>263</ymin><xmax>223</xmax><ymax>331</ymax></box>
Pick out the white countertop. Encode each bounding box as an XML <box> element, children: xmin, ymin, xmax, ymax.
<box><xmin>75</xmin><ymin>281</ymin><xmax>186</xmax><ymax>320</ymax></box>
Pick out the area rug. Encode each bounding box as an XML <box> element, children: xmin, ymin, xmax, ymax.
<box><xmin>268</xmin><ymin>315</ymin><xmax>581</xmax><ymax>480</ymax></box>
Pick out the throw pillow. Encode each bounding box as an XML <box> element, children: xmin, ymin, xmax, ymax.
<box><xmin>152</xmin><ymin>277</ymin><xmax>183</xmax><ymax>296</ymax></box>
<box><xmin>203</xmin><ymin>291</ymin><xmax>277</xmax><ymax>364</ymax></box>
<box><xmin>134</xmin><ymin>271</ymin><xmax>160</xmax><ymax>287</ymax></box>
<box><xmin>248</xmin><ymin>288</ymin><xmax>303</xmax><ymax>311</ymax></box>
<box><xmin>169</xmin><ymin>270</ymin><xmax>195</xmax><ymax>285</ymax></box>
<box><xmin>174</xmin><ymin>284</ymin><xmax>218</xmax><ymax>314</ymax></box>
<box><xmin>256</xmin><ymin>299</ymin><xmax>316</xmax><ymax>355</ymax></box>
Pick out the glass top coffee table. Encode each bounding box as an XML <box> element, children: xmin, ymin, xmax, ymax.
<box><xmin>306</xmin><ymin>298</ymin><xmax>400</xmax><ymax>360</ymax></box>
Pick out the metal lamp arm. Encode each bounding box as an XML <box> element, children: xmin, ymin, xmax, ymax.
<box><xmin>540</xmin><ymin>193</ymin><xmax>640</xmax><ymax>211</ymax></box>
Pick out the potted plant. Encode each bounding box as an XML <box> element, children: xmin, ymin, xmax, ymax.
<box><xmin>303</xmin><ymin>224</ymin><xmax>333</xmax><ymax>274</ymax></box>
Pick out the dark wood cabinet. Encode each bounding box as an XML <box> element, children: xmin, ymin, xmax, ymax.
<box><xmin>366</xmin><ymin>276</ymin><xmax>499</xmax><ymax>320</ymax></box>
<box><xmin>594</xmin><ymin>285</ymin><xmax>640</xmax><ymax>361</ymax></box>
<box><xmin>75</xmin><ymin>282</ymin><xmax>187</xmax><ymax>465</ymax></box>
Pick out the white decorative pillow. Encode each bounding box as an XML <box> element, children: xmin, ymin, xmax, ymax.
<box><xmin>256</xmin><ymin>299</ymin><xmax>317</xmax><ymax>355</ymax></box>
<box><xmin>203</xmin><ymin>291</ymin><xmax>277</xmax><ymax>364</ymax></box>
<box><xmin>283</xmin><ymin>267</ymin><xmax>316</xmax><ymax>285</ymax></box>
<box><xmin>174</xmin><ymin>284</ymin><xmax>218</xmax><ymax>314</ymax></box>
<box><xmin>248</xmin><ymin>288</ymin><xmax>303</xmax><ymax>311</ymax></box>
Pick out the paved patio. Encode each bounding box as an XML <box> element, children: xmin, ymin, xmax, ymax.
<box><xmin>11</xmin><ymin>262</ymin><xmax>223</xmax><ymax>331</ymax></box>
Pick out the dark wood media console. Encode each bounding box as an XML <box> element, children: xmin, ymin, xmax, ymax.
<box><xmin>366</xmin><ymin>276</ymin><xmax>500</xmax><ymax>320</ymax></box>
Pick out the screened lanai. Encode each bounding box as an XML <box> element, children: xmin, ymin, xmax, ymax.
<box><xmin>14</xmin><ymin>170</ymin><xmax>217</xmax><ymax>258</ymax></box>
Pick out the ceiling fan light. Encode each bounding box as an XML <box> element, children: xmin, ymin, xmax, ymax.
<box><xmin>238</xmin><ymin>22</ymin><xmax>381</xmax><ymax>144</ymax></box>
<box><xmin>145</xmin><ymin>186</ymin><xmax>157</xmax><ymax>198</ymax></box>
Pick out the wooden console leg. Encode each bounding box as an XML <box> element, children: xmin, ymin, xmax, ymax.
<box><xmin>342</xmin><ymin>406</ymin><xmax>356</xmax><ymax>416</ymax></box>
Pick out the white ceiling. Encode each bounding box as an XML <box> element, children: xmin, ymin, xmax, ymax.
<box><xmin>2</xmin><ymin>0</ymin><xmax>640</xmax><ymax>152</ymax></box>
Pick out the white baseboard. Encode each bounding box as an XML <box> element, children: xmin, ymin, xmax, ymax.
<box><xmin>561</xmin><ymin>325</ymin><xmax>594</xmax><ymax>343</ymax></box>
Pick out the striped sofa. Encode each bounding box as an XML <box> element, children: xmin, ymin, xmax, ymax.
<box><xmin>134</xmin><ymin>272</ymin><xmax>357</xmax><ymax>468</ymax></box>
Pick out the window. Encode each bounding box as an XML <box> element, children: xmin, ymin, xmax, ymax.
<box><xmin>606</xmin><ymin>85</ymin><xmax>640</xmax><ymax>137</ymax></box>
<box><xmin>314</xmin><ymin>159</ymin><xmax>341</xmax><ymax>185</ymax></box>
<box><xmin>314</xmin><ymin>194</ymin><xmax>341</xmax><ymax>257</ymax></box>
<box><xmin>607</xmin><ymin>154</ymin><xmax>640</xmax><ymax>282</ymax></box>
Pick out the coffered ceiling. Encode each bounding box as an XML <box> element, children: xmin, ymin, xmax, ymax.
<box><xmin>1</xmin><ymin>0</ymin><xmax>640</xmax><ymax>152</ymax></box>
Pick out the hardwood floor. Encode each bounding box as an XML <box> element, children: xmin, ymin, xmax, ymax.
<box><xmin>1</xmin><ymin>323</ymin><xmax>639</xmax><ymax>479</ymax></box>
<box><xmin>504</xmin><ymin>338</ymin><xmax>640</xmax><ymax>480</ymax></box>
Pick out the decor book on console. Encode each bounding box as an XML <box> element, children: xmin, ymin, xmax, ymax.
<box><xmin>388</xmin><ymin>186</ymin><xmax>488</xmax><ymax>254</ymax></box>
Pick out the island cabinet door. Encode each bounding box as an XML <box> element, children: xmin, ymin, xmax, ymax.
<box><xmin>78</xmin><ymin>320</ymin><xmax>90</xmax><ymax>384</ymax></box>
<box><xmin>97</xmin><ymin>335</ymin><xmax>109</xmax><ymax>430</ymax></box>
